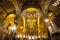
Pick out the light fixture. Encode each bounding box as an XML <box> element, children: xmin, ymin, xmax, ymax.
<box><xmin>8</xmin><ymin>24</ymin><xmax>16</xmax><ymax>31</ymax></box>
<box><xmin>23</xmin><ymin>35</ymin><xmax>26</xmax><ymax>38</ymax></box>
<box><xmin>48</xmin><ymin>12</ymin><xmax>53</xmax><ymax>16</ymax></box>
<box><xmin>12</xmin><ymin>25</ymin><xmax>16</xmax><ymax>31</ymax></box>
<box><xmin>35</xmin><ymin>36</ymin><xmax>38</xmax><ymax>39</ymax></box>
<box><xmin>48</xmin><ymin>26</ymin><xmax>53</xmax><ymax>33</ymax></box>
<box><xmin>32</xmin><ymin>36</ymin><xmax>35</xmax><ymax>39</ymax></box>
<box><xmin>38</xmin><ymin>36</ymin><xmax>40</xmax><ymax>38</ymax></box>
<box><xmin>25</xmin><ymin>35</ymin><xmax>28</xmax><ymax>38</ymax></box>
<box><xmin>48</xmin><ymin>26</ymin><xmax>52</xmax><ymax>30</ymax></box>
<box><xmin>16</xmin><ymin>34</ymin><xmax>22</xmax><ymax>38</ymax></box>
<box><xmin>50</xmin><ymin>21</ymin><xmax>53</xmax><ymax>23</ymax></box>
<box><xmin>28</xmin><ymin>36</ymin><xmax>31</xmax><ymax>39</ymax></box>
<box><xmin>17</xmin><ymin>35</ymin><xmax>20</xmax><ymax>38</ymax></box>
<box><xmin>44</xmin><ymin>19</ymin><xmax>49</xmax><ymax>23</ymax></box>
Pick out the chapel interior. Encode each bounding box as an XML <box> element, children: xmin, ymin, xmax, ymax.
<box><xmin>0</xmin><ymin>0</ymin><xmax>60</xmax><ymax>40</ymax></box>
